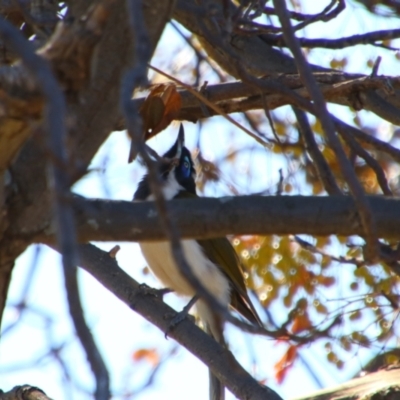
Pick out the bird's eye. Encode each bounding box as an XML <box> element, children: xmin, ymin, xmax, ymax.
<box><xmin>181</xmin><ymin>156</ymin><xmax>191</xmax><ymax>178</ymax></box>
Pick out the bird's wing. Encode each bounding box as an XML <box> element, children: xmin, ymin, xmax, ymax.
<box><xmin>197</xmin><ymin>237</ymin><xmax>263</xmax><ymax>327</ymax></box>
<box><xmin>174</xmin><ymin>191</ymin><xmax>263</xmax><ymax>327</ymax></box>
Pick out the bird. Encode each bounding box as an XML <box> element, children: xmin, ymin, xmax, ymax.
<box><xmin>133</xmin><ymin>124</ymin><xmax>263</xmax><ymax>400</ymax></box>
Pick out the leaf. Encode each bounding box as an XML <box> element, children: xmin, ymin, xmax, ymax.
<box><xmin>315</xmin><ymin>302</ymin><xmax>328</xmax><ymax>314</ymax></box>
<box><xmin>291</xmin><ymin>313</ymin><xmax>312</xmax><ymax>334</ymax></box>
<box><xmin>274</xmin><ymin>345</ymin><xmax>298</xmax><ymax>384</ymax></box>
<box><xmin>349</xmin><ymin>310</ymin><xmax>362</xmax><ymax>321</ymax></box>
<box><xmin>340</xmin><ymin>336</ymin><xmax>352</xmax><ymax>351</ymax></box>
<box><xmin>319</xmin><ymin>275</ymin><xmax>335</xmax><ymax>287</ymax></box>
<box><xmin>351</xmin><ymin>331</ymin><xmax>370</xmax><ymax>346</ymax></box>
<box><xmin>330</xmin><ymin>57</ymin><xmax>347</xmax><ymax>70</ymax></box>
<box><xmin>139</xmin><ymin>83</ymin><xmax>182</xmax><ymax>140</ymax></box>
<box><xmin>132</xmin><ymin>348</ymin><xmax>160</xmax><ymax>367</ymax></box>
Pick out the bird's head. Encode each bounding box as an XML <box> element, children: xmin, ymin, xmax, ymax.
<box><xmin>134</xmin><ymin>125</ymin><xmax>196</xmax><ymax>200</ymax></box>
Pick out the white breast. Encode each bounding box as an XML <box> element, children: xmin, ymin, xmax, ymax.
<box><xmin>139</xmin><ymin>240</ymin><xmax>230</xmax><ymax>306</ymax></box>
<box><xmin>137</xmin><ymin>182</ymin><xmax>230</xmax><ymax>333</ymax></box>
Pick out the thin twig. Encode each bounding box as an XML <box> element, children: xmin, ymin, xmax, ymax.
<box><xmin>338</xmin><ymin>125</ymin><xmax>393</xmax><ymax>196</ymax></box>
<box><xmin>63</xmin><ymin>264</ymin><xmax>110</xmax><ymax>400</ymax></box>
<box><xmin>279</xmin><ymin>0</ymin><xmax>345</xmax><ymax>34</ymax></box>
<box><xmin>263</xmin><ymin>0</ymin><xmax>343</xmax><ymax>22</ymax></box>
<box><xmin>263</xmin><ymin>27</ymin><xmax>400</xmax><ymax>49</ymax></box>
<box><xmin>293</xmin><ymin>107</ymin><xmax>342</xmax><ymax>195</ymax></box>
<box><xmin>148</xmin><ymin>64</ymin><xmax>272</xmax><ymax>149</ymax></box>
<box><xmin>239</xmin><ymin>0</ymin><xmax>344</xmax><ymax>35</ymax></box>
<box><xmin>294</xmin><ymin>28</ymin><xmax>400</xmax><ymax>49</ymax></box>
<box><xmin>276</xmin><ymin>168</ymin><xmax>284</xmax><ymax>195</ymax></box>
<box><xmin>293</xmin><ymin>235</ymin><xmax>364</xmax><ymax>267</ymax></box>
<box><xmin>170</xmin><ymin>21</ymin><xmax>226</xmax><ymax>82</ymax></box>
<box><xmin>334</xmin><ymin>118</ymin><xmax>400</xmax><ymax>165</ymax></box>
<box><xmin>123</xmin><ymin>0</ymin><xmax>152</xmax><ymax>163</ymax></box>
<box><xmin>273</xmin><ymin>0</ymin><xmax>379</xmax><ymax>263</ymax></box>
<box><xmin>371</xmin><ymin>56</ymin><xmax>382</xmax><ymax>77</ymax></box>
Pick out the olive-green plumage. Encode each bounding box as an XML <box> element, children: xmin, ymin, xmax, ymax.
<box><xmin>174</xmin><ymin>191</ymin><xmax>262</xmax><ymax>328</ymax></box>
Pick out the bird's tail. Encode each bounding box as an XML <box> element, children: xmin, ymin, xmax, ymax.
<box><xmin>197</xmin><ymin>300</ymin><xmax>226</xmax><ymax>400</ymax></box>
<box><xmin>208</xmin><ymin>361</ymin><xmax>225</xmax><ymax>400</ymax></box>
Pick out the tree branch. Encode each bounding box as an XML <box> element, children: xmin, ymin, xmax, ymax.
<box><xmin>0</xmin><ymin>2</ymin><xmax>110</xmax><ymax>173</ymax></box>
<box><xmin>173</xmin><ymin>0</ymin><xmax>400</xmax><ymax>127</ymax></box>
<box><xmin>63</xmin><ymin>263</ymin><xmax>110</xmax><ymax>400</ymax></box>
<box><xmin>292</xmin><ymin>367</ymin><xmax>400</xmax><ymax>400</ymax></box>
<box><xmin>0</xmin><ymin>385</ymin><xmax>54</xmax><ymax>400</ymax></box>
<box><xmin>265</xmin><ymin>28</ymin><xmax>400</xmax><ymax>49</ymax></box>
<box><xmin>70</xmin><ymin>243</ymin><xmax>283</xmax><ymax>400</ymax></box>
<box><xmin>273</xmin><ymin>0</ymin><xmax>378</xmax><ymax>262</ymax></box>
<box><xmin>31</xmin><ymin>195</ymin><xmax>400</xmax><ymax>244</ymax></box>
<box><xmin>293</xmin><ymin>107</ymin><xmax>342</xmax><ymax>195</ymax></box>
<box><xmin>0</xmin><ymin>13</ymin><xmax>78</xmax><ymax>326</ymax></box>
<box><xmin>337</xmin><ymin>125</ymin><xmax>393</xmax><ymax>196</ymax></box>
<box><xmin>0</xmin><ymin>0</ymin><xmax>173</xmax><ymax>328</ymax></box>
<box><xmin>118</xmin><ymin>73</ymin><xmax>400</xmax><ymax>129</ymax></box>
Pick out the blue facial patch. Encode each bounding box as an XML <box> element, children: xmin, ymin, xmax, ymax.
<box><xmin>181</xmin><ymin>156</ymin><xmax>191</xmax><ymax>178</ymax></box>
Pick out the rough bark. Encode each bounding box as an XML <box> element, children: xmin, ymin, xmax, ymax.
<box><xmin>0</xmin><ymin>0</ymin><xmax>174</xmax><ymax>327</ymax></box>
<box><xmin>0</xmin><ymin>385</ymin><xmax>53</xmax><ymax>400</ymax></box>
<box><xmin>172</xmin><ymin>0</ymin><xmax>400</xmax><ymax>126</ymax></box>
<box><xmin>119</xmin><ymin>73</ymin><xmax>400</xmax><ymax>128</ymax></box>
<box><xmin>31</xmin><ymin>195</ymin><xmax>400</xmax><ymax>244</ymax></box>
<box><xmin>68</xmin><ymin>243</ymin><xmax>284</xmax><ymax>400</ymax></box>
<box><xmin>292</xmin><ymin>367</ymin><xmax>400</xmax><ymax>400</ymax></box>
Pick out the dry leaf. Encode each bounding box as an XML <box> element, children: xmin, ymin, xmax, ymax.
<box><xmin>274</xmin><ymin>345</ymin><xmax>298</xmax><ymax>384</ymax></box>
<box><xmin>291</xmin><ymin>314</ymin><xmax>312</xmax><ymax>334</ymax></box>
<box><xmin>140</xmin><ymin>83</ymin><xmax>182</xmax><ymax>140</ymax></box>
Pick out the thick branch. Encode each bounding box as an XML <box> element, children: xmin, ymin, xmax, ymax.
<box><xmin>0</xmin><ymin>2</ymin><xmax>110</xmax><ymax>173</ymax></box>
<box><xmin>121</xmin><ymin>73</ymin><xmax>400</xmax><ymax>128</ymax></box>
<box><xmin>0</xmin><ymin>0</ymin><xmax>173</xmax><ymax>328</ymax></box>
<box><xmin>292</xmin><ymin>367</ymin><xmax>400</xmax><ymax>400</ymax></box>
<box><xmin>73</xmin><ymin>243</ymin><xmax>283</xmax><ymax>400</ymax></box>
<box><xmin>32</xmin><ymin>195</ymin><xmax>400</xmax><ymax>243</ymax></box>
<box><xmin>0</xmin><ymin>385</ymin><xmax>53</xmax><ymax>400</ymax></box>
<box><xmin>5</xmin><ymin>1</ymin><xmax>174</xmax><ymax>238</ymax></box>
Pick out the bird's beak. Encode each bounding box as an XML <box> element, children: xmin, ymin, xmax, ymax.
<box><xmin>175</xmin><ymin>124</ymin><xmax>185</xmax><ymax>159</ymax></box>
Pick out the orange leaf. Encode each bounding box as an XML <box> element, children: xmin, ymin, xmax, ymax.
<box><xmin>274</xmin><ymin>345</ymin><xmax>298</xmax><ymax>384</ymax></box>
<box><xmin>291</xmin><ymin>314</ymin><xmax>312</xmax><ymax>334</ymax></box>
<box><xmin>139</xmin><ymin>83</ymin><xmax>181</xmax><ymax>140</ymax></box>
<box><xmin>132</xmin><ymin>348</ymin><xmax>160</xmax><ymax>367</ymax></box>
<box><xmin>275</xmin><ymin>367</ymin><xmax>288</xmax><ymax>385</ymax></box>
